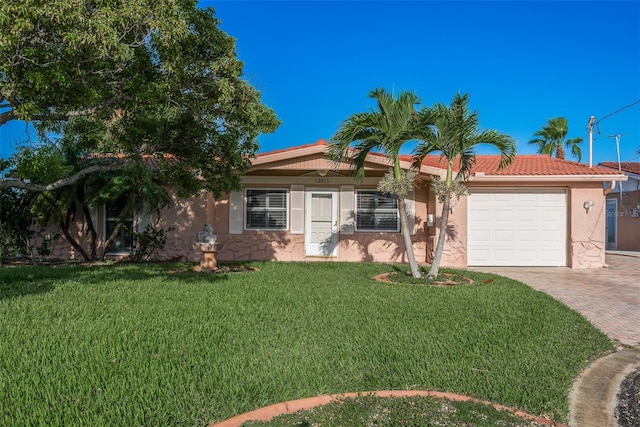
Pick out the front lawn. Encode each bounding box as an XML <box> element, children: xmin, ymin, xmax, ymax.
<box><xmin>0</xmin><ymin>262</ymin><xmax>612</xmax><ymax>426</ymax></box>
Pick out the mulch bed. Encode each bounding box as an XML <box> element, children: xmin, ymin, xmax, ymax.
<box><xmin>374</xmin><ymin>271</ymin><xmax>494</xmax><ymax>286</ymax></box>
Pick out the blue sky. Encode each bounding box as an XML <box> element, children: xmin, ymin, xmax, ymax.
<box><xmin>209</xmin><ymin>0</ymin><xmax>640</xmax><ymax>165</ymax></box>
<box><xmin>2</xmin><ymin>1</ymin><xmax>639</xmax><ymax>166</ymax></box>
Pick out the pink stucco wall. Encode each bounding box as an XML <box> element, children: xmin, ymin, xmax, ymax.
<box><xmin>47</xmin><ymin>192</ymin><xmax>208</xmax><ymax>262</ymax></box>
<box><xmin>47</xmin><ymin>218</ymin><xmax>87</xmax><ymax>261</ymax></box>
<box><xmin>432</xmin><ymin>182</ymin><xmax>608</xmax><ymax>269</ymax></box>
<box><xmin>214</xmin><ymin>230</ymin><xmax>428</xmax><ymax>264</ymax></box>
<box><xmin>212</xmin><ymin>187</ymin><xmax>430</xmax><ymax>264</ymax></box>
<box><xmin>569</xmin><ymin>185</ymin><xmax>607</xmax><ymax>268</ymax></box>
<box><xmin>433</xmin><ymin>195</ymin><xmax>468</xmax><ymax>268</ymax></box>
<box><xmin>151</xmin><ymin>194</ymin><xmax>208</xmax><ymax>262</ymax></box>
<box><xmin>43</xmin><ymin>180</ymin><xmax>609</xmax><ymax>269</ymax></box>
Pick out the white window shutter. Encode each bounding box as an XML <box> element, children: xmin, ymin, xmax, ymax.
<box><xmin>340</xmin><ymin>185</ymin><xmax>355</xmax><ymax>235</ymax></box>
<box><xmin>229</xmin><ymin>191</ymin><xmax>243</xmax><ymax>234</ymax></box>
<box><xmin>405</xmin><ymin>189</ymin><xmax>416</xmax><ymax>235</ymax></box>
<box><xmin>136</xmin><ymin>203</ymin><xmax>151</xmax><ymax>232</ymax></box>
<box><xmin>290</xmin><ymin>185</ymin><xmax>304</xmax><ymax>234</ymax></box>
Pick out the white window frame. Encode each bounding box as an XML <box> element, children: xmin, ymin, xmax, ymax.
<box><xmin>355</xmin><ymin>190</ymin><xmax>400</xmax><ymax>232</ymax></box>
<box><xmin>244</xmin><ymin>188</ymin><xmax>289</xmax><ymax>231</ymax></box>
<box><xmin>103</xmin><ymin>200</ymin><xmax>134</xmax><ymax>255</ymax></box>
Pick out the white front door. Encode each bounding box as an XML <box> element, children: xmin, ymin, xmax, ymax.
<box><xmin>305</xmin><ymin>189</ymin><xmax>338</xmax><ymax>256</ymax></box>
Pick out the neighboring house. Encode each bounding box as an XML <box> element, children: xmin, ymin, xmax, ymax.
<box><xmin>49</xmin><ymin>140</ymin><xmax>627</xmax><ymax>268</ymax></box>
<box><xmin>599</xmin><ymin>162</ymin><xmax>640</xmax><ymax>251</ymax></box>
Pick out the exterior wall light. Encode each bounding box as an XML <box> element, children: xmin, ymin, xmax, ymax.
<box><xmin>583</xmin><ymin>200</ymin><xmax>594</xmax><ymax>213</ymax></box>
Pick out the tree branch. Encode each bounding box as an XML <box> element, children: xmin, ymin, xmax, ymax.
<box><xmin>0</xmin><ymin>163</ymin><xmax>126</xmax><ymax>192</ymax></box>
<box><xmin>0</xmin><ymin>110</ymin><xmax>17</xmax><ymax>126</ymax></box>
<box><xmin>0</xmin><ymin>95</ymin><xmax>132</xmax><ymax>126</ymax></box>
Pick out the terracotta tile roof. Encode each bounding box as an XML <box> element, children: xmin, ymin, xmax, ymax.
<box><xmin>254</xmin><ymin>141</ymin><xmax>623</xmax><ymax>176</ymax></box>
<box><xmin>471</xmin><ymin>155</ymin><xmax>623</xmax><ymax>176</ymax></box>
<box><xmin>599</xmin><ymin>162</ymin><xmax>640</xmax><ymax>175</ymax></box>
<box><xmin>415</xmin><ymin>154</ymin><xmax>621</xmax><ymax>176</ymax></box>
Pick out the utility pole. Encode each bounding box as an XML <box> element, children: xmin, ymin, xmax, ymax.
<box><xmin>606</xmin><ymin>134</ymin><xmax>622</xmax><ymax>171</ymax></box>
<box><xmin>587</xmin><ymin>99</ymin><xmax>640</xmax><ymax>167</ymax></box>
<box><xmin>588</xmin><ymin>116</ymin><xmax>595</xmax><ymax>168</ymax></box>
<box><xmin>607</xmin><ymin>134</ymin><xmax>624</xmax><ymax>203</ymax></box>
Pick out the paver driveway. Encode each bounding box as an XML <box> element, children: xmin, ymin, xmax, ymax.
<box><xmin>472</xmin><ymin>253</ymin><xmax>640</xmax><ymax>346</ymax></box>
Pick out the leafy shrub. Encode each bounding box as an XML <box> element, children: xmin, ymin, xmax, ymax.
<box><xmin>131</xmin><ymin>224</ymin><xmax>173</xmax><ymax>262</ymax></box>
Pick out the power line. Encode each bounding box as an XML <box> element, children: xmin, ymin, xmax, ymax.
<box><xmin>586</xmin><ymin>99</ymin><xmax>640</xmax><ymax>143</ymax></box>
<box><xmin>625</xmin><ymin>152</ymin><xmax>640</xmax><ymax>162</ymax></box>
<box><xmin>585</xmin><ymin>99</ymin><xmax>640</xmax><ymax>167</ymax></box>
<box><xmin>595</xmin><ymin>99</ymin><xmax>640</xmax><ymax>125</ymax></box>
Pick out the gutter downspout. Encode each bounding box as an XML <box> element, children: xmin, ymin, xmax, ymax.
<box><xmin>603</xmin><ymin>180</ymin><xmax>616</xmax><ymax>195</ymax></box>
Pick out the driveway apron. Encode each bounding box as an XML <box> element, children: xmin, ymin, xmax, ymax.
<box><xmin>472</xmin><ymin>253</ymin><xmax>640</xmax><ymax>346</ymax></box>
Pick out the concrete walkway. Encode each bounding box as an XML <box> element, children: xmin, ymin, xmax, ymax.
<box><xmin>569</xmin><ymin>346</ymin><xmax>640</xmax><ymax>427</ymax></box>
<box><xmin>473</xmin><ymin>252</ymin><xmax>640</xmax><ymax>427</ymax></box>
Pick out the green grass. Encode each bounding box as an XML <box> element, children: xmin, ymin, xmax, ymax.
<box><xmin>0</xmin><ymin>262</ymin><xmax>613</xmax><ymax>426</ymax></box>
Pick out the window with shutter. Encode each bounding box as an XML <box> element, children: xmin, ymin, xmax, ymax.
<box><xmin>356</xmin><ymin>191</ymin><xmax>399</xmax><ymax>232</ymax></box>
<box><xmin>245</xmin><ymin>189</ymin><xmax>288</xmax><ymax>230</ymax></box>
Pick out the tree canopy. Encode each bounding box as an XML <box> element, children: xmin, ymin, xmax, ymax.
<box><xmin>0</xmin><ymin>0</ymin><xmax>280</xmax><ymax>196</ymax></box>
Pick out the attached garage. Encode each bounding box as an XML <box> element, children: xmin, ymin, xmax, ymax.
<box><xmin>467</xmin><ymin>188</ymin><xmax>567</xmax><ymax>266</ymax></box>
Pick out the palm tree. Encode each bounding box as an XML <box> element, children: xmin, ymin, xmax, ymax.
<box><xmin>528</xmin><ymin>117</ymin><xmax>583</xmax><ymax>161</ymax></box>
<box><xmin>328</xmin><ymin>88</ymin><xmax>427</xmax><ymax>278</ymax></box>
<box><xmin>415</xmin><ymin>93</ymin><xmax>515</xmax><ymax>281</ymax></box>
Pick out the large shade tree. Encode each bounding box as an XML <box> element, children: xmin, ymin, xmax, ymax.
<box><xmin>328</xmin><ymin>88</ymin><xmax>427</xmax><ymax>278</ymax></box>
<box><xmin>528</xmin><ymin>117</ymin><xmax>582</xmax><ymax>161</ymax></box>
<box><xmin>415</xmin><ymin>93</ymin><xmax>515</xmax><ymax>281</ymax></box>
<box><xmin>0</xmin><ymin>0</ymin><xmax>279</xmax><ymax>196</ymax></box>
<box><xmin>13</xmin><ymin>132</ymin><xmax>174</xmax><ymax>262</ymax></box>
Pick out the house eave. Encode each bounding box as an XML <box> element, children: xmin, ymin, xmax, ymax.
<box><xmin>418</xmin><ymin>164</ymin><xmax>447</xmax><ymax>178</ymax></box>
<box><xmin>252</xmin><ymin>144</ymin><xmax>327</xmax><ymax>166</ymax></box>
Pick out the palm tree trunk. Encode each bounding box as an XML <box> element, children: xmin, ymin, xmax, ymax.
<box><xmin>398</xmin><ymin>197</ymin><xmax>421</xmax><ymax>278</ymax></box>
<box><xmin>556</xmin><ymin>144</ymin><xmax>565</xmax><ymax>160</ymax></box>
<box><xmin>427</xmin><ymin>196</ymin><xmax>450</xmax><ymax>281</ymax></box>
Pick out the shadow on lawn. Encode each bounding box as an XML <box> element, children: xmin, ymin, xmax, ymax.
<box><xmin>0</xmin><ymin>278</ymin><xmax>56</xmax><ymax>300</ymax></box>
<box><xmin>0</xmin><ymin>263</ymin><xmax>238</xmax><ymax>301</ymax></box>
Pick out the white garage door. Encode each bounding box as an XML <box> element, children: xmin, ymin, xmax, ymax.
<box><xmin>467</xmin><ymin>189</ymin><xmax>567</xmax><ymax>266</ymax></box>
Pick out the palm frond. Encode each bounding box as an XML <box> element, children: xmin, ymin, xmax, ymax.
<box><xmin>414</xmin><ymin>92</ymin><xmax>515</xmax><ymax>178</ymax></box>
<box><xmin>329</xmin><ymin>87</ymin><xmax>421</xmax><ymax>176</ymax></box>
<box><xmin>529</xmin><ymin>116</ymin><xmax>582</xmax><ymax>161</ymax></box>
<box><xmin>566</xmin><ymin>137</ymin><xmax>583</xmax><ymax>162</ymax></box>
